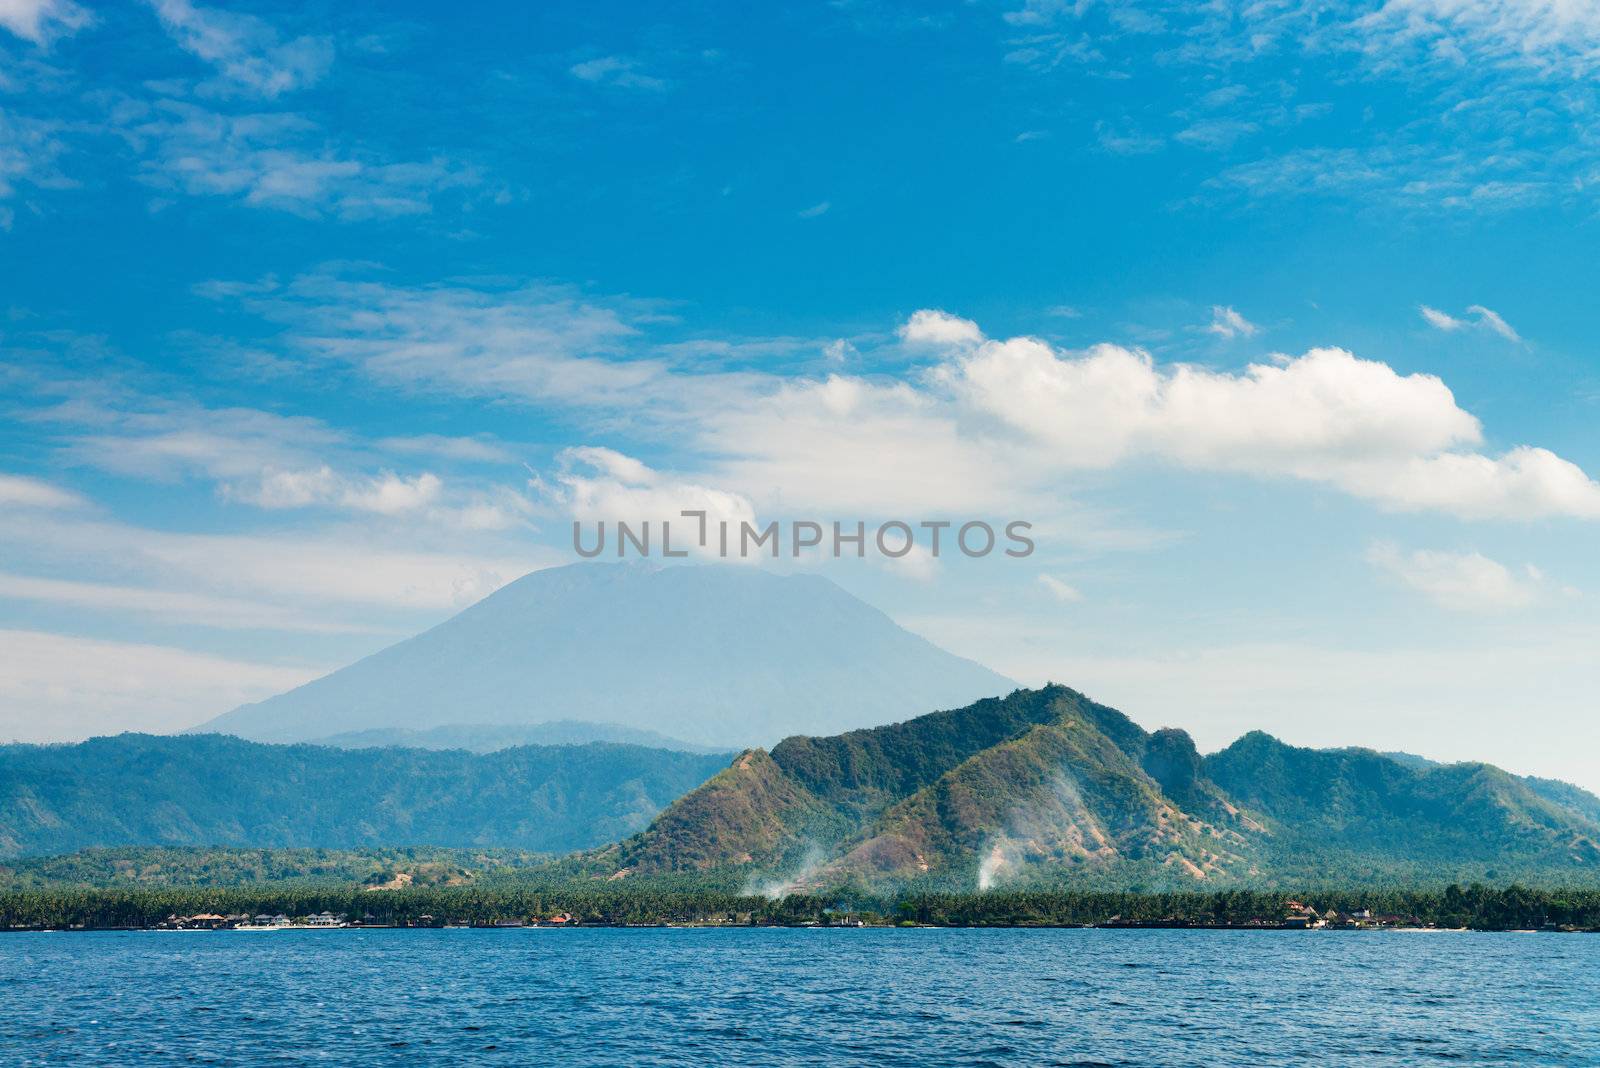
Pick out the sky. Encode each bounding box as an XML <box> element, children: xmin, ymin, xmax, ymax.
<box><xmin>2</xmin><ymin>0</ymin><xmax>1598</xmax><ymax>788</ymax></box>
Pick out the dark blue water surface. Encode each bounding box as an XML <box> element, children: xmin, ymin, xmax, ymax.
<box><xmin>1</xmin><ymin>928</ymin><xmax>1596</xmax><ymax>1066</ymax></box>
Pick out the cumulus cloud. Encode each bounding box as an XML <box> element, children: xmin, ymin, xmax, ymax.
<box><xmin>1420</xmin><ymin>303</ymin><xmax>1521</xmax><ymax>341</ymax></box>
<box><xmin>1366</xmin><ymin>543</ymin><xmax>1544</xmax><ymax>612</ymax></box>
<box><xmin>933</xmin><ymin>322</ymin><xmax>1600</xmax><ymax>519</ymax></box>
<box><xmin>147</xmin><ymin>0</ymin><xmax>332</xmax><ymax>97</ymax></box>
<box><xmin>704</xmin><ymin>373</ymin><xmax>1029</xmax><ymax>514</ymax></box>
<box><xmin>1330</xmin><ymin>446</ymin><xmax>1600</xmax><ymax>520</ymax></box>
<box><xmin>1206</xmin><ymin>305</ymin><xmax>1259</xmax><ymax>339</ymax></box>
<box><xmin>899</xmin><ymin>309</ymin><xmax>985</xmax><ymax>348</ymax></box>
<box><xmin>537</xmin><ymin>446</ymin><xmax>755</xmax><ymax>539</ymax></box>
<box><xmin>167</xmin><ymin>282</ymin><xmax>1600</xmax><ymax>525</ymax></box>
<box><xmin>0</xmin><ymin>0</ymin><xmax>89</xmax><ymax>43</ymax></box>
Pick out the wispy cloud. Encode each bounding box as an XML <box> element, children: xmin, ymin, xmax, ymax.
<box><xmin>797</xmin><ymin>200</ymin><xmax>831</xmax><ymax>219</ymax></box>
<box><xmin>1366</xmin><ymin>542</ymin><xmax>1546</xmax><ymax>612</ymax></box>
<box><xmin>0</xmin><ymin>471</ymin><xmax>85</xmax><ymax>509</ymax></box>
<box><xmin>1206</xmin><ymin>305</ymin><xmax>1259</xmax><ymax>339</ymax></box>
<box><xmin>0</xmin><ymin>628</ymin><xmax>322</xmax><ymax>740</ymax></box>
<box><xmin>569</xmin><ymin>55</ymin><xmax>667</xmax><ymax>91</ymax></box>
<box><xmin>1356</xmin><ymin>0</ymin><xmax>1600</xmax><ymax>76</ymax></box>
<box><xmin>1006</xmin><ymin>1</ymin><xmax>1600</xmax><ymax>217</ymax></box>
<box><xmin>0</xmin><ymin>110</ymin><xmax>72</xmax><ymax>228</ymax></box>
<box><xmin>0</xmin><ymin>572</ymin><xmax>380</xmax><ymax>633</ymax></box>
<box><xmin>0</xmin><ymin>0</ymin><xmax>89</xmax><ymax>44</ymax></box>
<box><xmin>1420</xmin><ymin>303</ymin><xmax>1522</xmax><ymax>342</ymax></box>
<box><xmin>1038</xmin><ymin>573</ymin><xmax>1083</xmax><ymax>602</ymax></box>
<box><xmin>1467</xmin><ymin>304</ymin><xmax>1521</xmax><ymax>342</ymax></box>
<box><xmin>146</xmin><ymin>0</ymin><xmax>333</xmax><ymax>98</ymax></box>
<box><xmin>120</xmin><ymin>98</ymin><xmax>480</xmax><ymax>219</ymax></box>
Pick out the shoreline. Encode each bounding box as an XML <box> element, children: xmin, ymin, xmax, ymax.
<box><xmin>5</xmin><ymin>922</ymin><xmax>1590</xmax><ymax>935</ymax></box>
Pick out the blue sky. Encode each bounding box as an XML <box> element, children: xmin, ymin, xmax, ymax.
<box><xmin>2</xmin><ymin>0</ymin><xmax>1599</xmax><ymax>787</ymax></box>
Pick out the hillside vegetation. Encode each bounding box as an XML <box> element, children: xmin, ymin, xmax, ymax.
<box><xmin>579</xmin><ymin>687</ymin><xmax>1600</xmax><ymax>892</ymax></box>
<box><xmin>0</xmin><ymin>735</ymin><xmax>729</xmax><ymax>859</ymax></box>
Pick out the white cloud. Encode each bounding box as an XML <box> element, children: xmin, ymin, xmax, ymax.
<box><xmin>1366</xmin><ymin>542</ymin><xmax>1543</xmax><ymax>612</ymax></box>
<box><xmin>16</xmin><ymin>373</ymin><xmax>531</xmax><ymax>531</ymax></box>
<box><xmin>1358</xmin><ymin>0</ymin><xmax>1600</xmax><ymax>74</ymax></box>
<box><xmin>822</xmin><ymin>338</ymin><xmax>857</xmax><ymax>364</ymax></box>
<box><xmin>0</xmin><ymin>572</ymin><xmax>379</xmax><ymax>633</ymax></box>
<box><xmin>0</xmin><ymin>0</ymin><xmax>88</xmax><ymax>43</ymax></box>
<box><xmin>271</xmin><ymin>274</ymin><xmax>676</xmax><ymax>407</ymax></box>
<box><xmin>1467</xmin><ymin>304</ymin><xmax>1521</xmax><ymax>342</ymax></box>
<box><xmin>797</xmin><ymin>200</ymin><xmax>831</xmax><ymax>219</ymax></box>
<box><xmin>1420</xmin><ymin>303</ymin><xmax>1521</xmax><ymax>341</ymax></box>
<box><xmin>123</xmin><ymin>100</ymin><xmax>476</xmax><ymax>219</ymax></box>
<box><xmin>1331</xmin><ymin>446</ymin><xmax>1600</xmax><ymax>520</ymax></box>
<box><xmin>936</xmin><ymin>325</ymin><xmax>1600</xmax><ymax>519</ymax></box>
<box><xmin>1419</xmin><ymin>304</ymin><xmax>1466</xmax><ymax>330</ymax></box>
<box><xmin>59</xmin><ymin>400</ymin><xmax>344</xmax><ymax>483</ymax></box>
<box><xmin>0</xmin><ymin>507</ymin><xmax>546</xmax><ymax>613</ymax></box>
<box><xmin>0</xmin><ymin>472</ymin><xmax>84</xmax><ymax>509</ymax></box>
<box><xmin>946</xmin><ymin>339</ymin><xmax>1474</xmax><ymax>468</ymax></box>
<box><xmin>537</xmin><ymin>447</ymin><xmax>755</xmax><ymax>548</ymax></box>
<box><xmin>1206</xmin><ymin>305</ymin><xmax>1259</xmax><ymax>339</ymax></box>
<box><xmin>0</xmin><ymin>629</ymin><xmax>322</xmax><ymax>740</ymax></box>
<box><xmin>227</xmin><ymin>466</ymin><xmax>443</xmax><ymax>515</ymax></box>
<box><xmin>169</xmin><ymin>282</ymin><xmax>1600</xmax><ymax>525</ymax></box>
<box><xmin>569</xmin><ymin>55</ymin><xmax>667</xmax><ymax>91</ymax></box>
<box><xmin>147</xmin><ymin>0</ymin><xmax>332</xmax><ymax>97</ymax></box>
<box><xmin>1038</xmin><ymin>573</ymin><xmax>1083</xmax><ymax>602</ymax></box>
<box><xmin>899</xmin><ymin>309</ymin><xmax>985</xmax><ymax>348</ymax></box>
<box><xmin>375</xmin><ymin>434</ymin><xmax>513</xmax><ymax>464</ymax></box>
<box><xmin>704</xmin><ymin>373</ymin><xmax>1032</xmax><ymax>514</ymax></box>
<box><xmin>0</xmin><ymin>110</ymin><xmax>72</xmax><ymax>226</ymax></box>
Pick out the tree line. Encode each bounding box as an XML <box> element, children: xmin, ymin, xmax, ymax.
<box><xmin>2</xmin><ymin>883</ymin><xmax>1597</xmax><ymax>931</ymax></box>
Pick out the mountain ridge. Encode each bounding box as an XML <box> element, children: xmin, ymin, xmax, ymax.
<box><xmin>582</xmin><ymin>687</ymin><xmax>1600</xmax><ymax>891</ymax></box>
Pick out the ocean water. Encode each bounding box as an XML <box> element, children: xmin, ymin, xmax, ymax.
<box><xmin>1</xmin><ymin>928</ymin><xmax>1596</xmax><ymax>1066</ymax></box>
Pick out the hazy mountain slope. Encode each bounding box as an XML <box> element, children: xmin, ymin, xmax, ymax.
<box><xmin>313</xmin><ymin>721</ymin><xmax>720</xmax><ymax>754</ymax></box>
<box><xmin>1206</xmin><ymin>734</ymin><xmax>1600</xmax><ymax>879</ymax></box>
<box><xmin>197</xmin><ymin>563</ymin><xmax>1015</xmax><ymax>748</ymax></box>
<box><xmin>1519</xmin><ymin>776</ymin><xmax>1600</xmax><ymax>826</ymax></box>
<box><xmin>585</xmin><ymin>687</ymin><xmax>1600</xmax><ymax>890</ymax></box>
<box><xmin>0</xmin><ymin>735</ymin><xmax>728</xmax><ymax>860</ymax></box>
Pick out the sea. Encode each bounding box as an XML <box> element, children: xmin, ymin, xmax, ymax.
<box><xmin>1</xmin><ymin>927</ymin><xmax>1596</xmax><ymax>1066</ymax></box>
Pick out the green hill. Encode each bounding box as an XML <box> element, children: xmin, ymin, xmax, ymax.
<box><xmin>583</xmin><ymin>687</ymin><xmax>1600</xmax><ymax>891</ymax></box>
<box><xmin>0</xmin><ymin>734</ymin><xmax>730</xmax><ymax>859</ymax></box>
